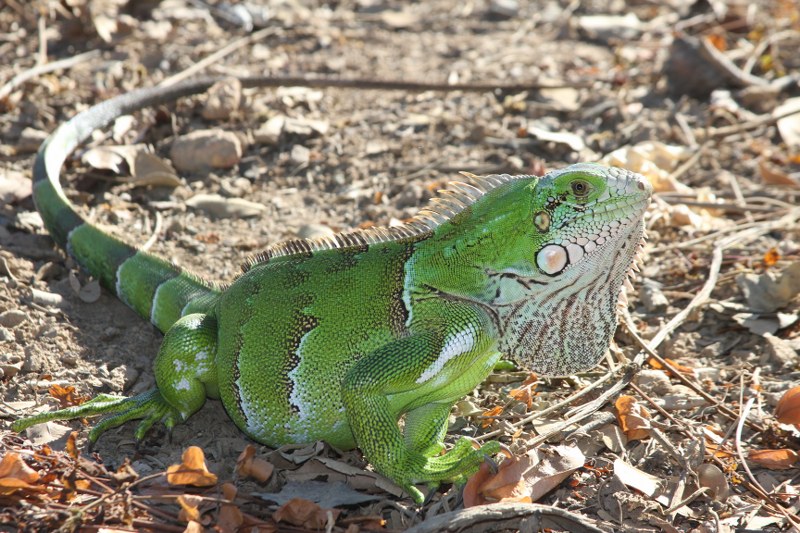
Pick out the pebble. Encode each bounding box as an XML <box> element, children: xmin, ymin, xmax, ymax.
<box><xmin>186</xmin><ymin>193</ymin><xmax>267</xmax><ymax>218</ymax></box>
<box><xmin>202</xmin><ymin>78</ymin><xmax>242</xmax><ymax>120</ymax></box>
<box><xmin>30</xmin><ymin>288</ymin><xmax>64</xmax><ymax>308</ymax></box>
<box><xmin>170</xmin><ymin>129</ymin><xmax>242</xmax><ymax>173</ymax></box>
<box><xmin>290</xmin><ymin>144</ymin><xmax>310</xmax><ymax>165</ymax></box>
<box><xmin>640</xmin><ymin>279</ymin><xmax>669</xmax><ymax>313</ymax></box>
<box><xmin>254</xmin><ymin>116</ymin><xmax>285</xmax><ymax>145</ymax></box>
<box><xmin>0</xmin><ymin>309</ymin><xmax>27</xmax><ymax>328</ymax></box>
<box><xmin>297</xmin><ymin>223</ymin><xmax>336</xmax><ymax>240</ymax></box>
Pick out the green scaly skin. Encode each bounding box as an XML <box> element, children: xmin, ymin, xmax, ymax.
<box><xmin>12</xmin><ymin>78</ymin><xmax>652</xmax><ymax>503</ymax></box>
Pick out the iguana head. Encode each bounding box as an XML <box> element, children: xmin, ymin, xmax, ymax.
<box><xmin>495</xmin><ymin>163</ymin><xmax>652</xmax><ymax>374</ymax></box>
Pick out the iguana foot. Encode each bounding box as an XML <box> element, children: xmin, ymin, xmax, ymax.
<box><xmin>12</xmin><ymin>389</ymin><xmax>181</xmax><ymax>443</ymax></box>
<box><xmin>400</xmin><ymin>439</ymin><xmax>503</xmax><ymax>503</ymax></box>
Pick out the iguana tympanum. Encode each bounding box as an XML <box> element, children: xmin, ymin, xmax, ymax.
<box><xmin>13</xmin><ymin>77</ymin><xmax>652</xmax><ymax>503</ymax></box>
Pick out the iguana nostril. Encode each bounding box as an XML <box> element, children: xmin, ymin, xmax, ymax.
<box><xmin>637</xmin><ymin>181</ymin><xmax>645</xmax><ymax>190</ymax></box>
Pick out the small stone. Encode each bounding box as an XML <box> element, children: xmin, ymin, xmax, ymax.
<box><xmin>170</xmin><ymin>129</ymin><xmax>242</xmax><ymax>173</ymax></box>
<box><xmin>0</xmin><ymin>309</ymin><xmax>27</xmax><ymax>328</ymax></box>
<box><xmin>254</xmin><ymin>116</ymin><xmax>285</xmax><ymax>145</ymax></box>
<box><xmin>486</xmin><ymin>0</ymin><xmax>519</xmax><ymax>19</ymax></box>
<box><xmin>30</xmin><ymin>288</ymin><xmax>64</xmax><ymax>308</ymax></box>
<box><xmin>762</xmin><ymin>333</ymin><xmax>799</xmax><ymax>370</ymax></box>
<box><xmin>297</xmin><ymin>224</ymin><xmax>336</xmax><ymax>240</ymax></box>
<box><xmin>17</xmin><ymin>127</ymin><xmax>49</xmax><ymax>153</ymax></box>
<box><xmin>633</xmin><ymin>368</ymin><xmax>673</xmax><ymax>396</ymax></box>
<box><xmin>290</xmin><ymin>144</ymin><xmax>310</xmax><ymax>165</ymax></box>
<box><xmin>202</xmin><ymin>78</ymin><xmax>242</xmax><ymax>120</ymax></box>
<box><xmin>641</xmin><ymin>279</ymin><xmax>669</xmax><ymax>313</ymax></box>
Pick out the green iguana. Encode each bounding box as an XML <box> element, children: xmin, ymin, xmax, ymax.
<box><xmin>12</xmin><ymin>77</ymin><xmax>652</xmax><ymax>503</ymax></box>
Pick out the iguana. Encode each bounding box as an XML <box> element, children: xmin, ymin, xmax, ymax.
<box><xmin>12</xmin><ymin>77</ymin><xmax>652</xmax><ymax>503</ymax></box>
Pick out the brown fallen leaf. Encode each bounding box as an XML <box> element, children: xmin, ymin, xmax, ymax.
<box><xmin>463</xmin><ymin>455</ymin><xmax>532</xmax><ymax>507</ymax></box>
<box><xmin>177</xmin><ymin>494</ymin><xmax>204</xmax><ymax>522</ymax></box>
<box><xmin>65</xmin><ymin>432</ymin><xmax>79</xmax><ymax>459</ymax></box>
<box><xmin>273</xmin><ymin>498</ymin><xmax>340</xmax><ymax>529</ymax></box>
<box><xmin>166</xmin><ymin>446</ymin><xmax>218</xmax><ymax>487</ymax></box>
<box><xmin>615</xmin><ymin>395</ymin><xmax>652</xmax><ymax>440</ymax></box>
<box><xmin>508</xmin><ymin>373</ymin><xmax>538</xmax><ymax>409</ymax></box>
<box><xmin>236</xmin><ymin>445</ymin><xmax>274</xmax><ymax>483</ymax></box>
<box><xmin>49</xmin><ymin>384</ymin><xmax>88</xmax><ymax>409</ymax></box>
<box><xmin>764</xmin><ymin>247</ymin><xmax>780</xmax><ymax>267</ymax></box>
<box><xmin>217</xmin><ymin>482</ymin><xmax>244</xmax><ymax>533</ymax></box>
<box><xmin>0</xmin><ymin>452</ymin><xmax>41</xmax><ymax>496</ymax></box>
<box><xmin>480</xmin><ymin>406</ymin><xmax>504</xmax><ymax>429</ymax></box>
<box><xmin>775</xmin><ymin>385</ymin><xmax>800</xmax><ymax>425</ymax></box>
<box><xmin>748</xmin><ymin>449</ymin><xmax>799</xmax><ymax>470</ymax></box>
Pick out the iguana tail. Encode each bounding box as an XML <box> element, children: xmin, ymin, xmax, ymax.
<box><xmin>32</xmin><ymin>79</ymin><xmax>221</xmax><ymax>333</ymax></box>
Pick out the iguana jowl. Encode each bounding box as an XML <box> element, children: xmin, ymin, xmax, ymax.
<box><xmin>13</xmin><ymin>78</ymin><xmax>652</xmax><ymax>503</ymax></box>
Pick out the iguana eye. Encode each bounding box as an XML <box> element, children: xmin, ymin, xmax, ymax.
<box><xmin>571</xmin><ymin>180</ymin><xmax>590</xmax><ymax>196</ymax></box>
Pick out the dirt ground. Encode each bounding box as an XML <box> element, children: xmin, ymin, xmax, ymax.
<box><xmin>2</xmin><ymin>0</ymin><xmax>800</xmax><ymax>531</ymax></box>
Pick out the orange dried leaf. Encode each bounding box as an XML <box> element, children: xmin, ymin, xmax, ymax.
<box><xmin>748</xmin><ymin>449</ymin><xmax>799</xmax><ymax>470</ymax></box>
<box><xmin>647</xmin><ymin>357</ymin><xmax>692</xmax><ymax>374</ymax></box>
<box><xmin>775</xmin><ymin>386</ymin><xmax>800</xmax><ymax>425</ymax></box>
<box><xmin>166</xmin><ymin>446</ymin><xmax>218</xmax><ymax>487</ymax></box>
<box><xmin>706</xmin><ymin>34</ymin><xmax>727</xmax><ymax>51</ymax></box>
<box><xmin>236</xmin><ymin>445</ymin><xmax>274</xmax><ymax>483</ymax></box>
<box><xmin>763</xmin><ymin>247</ymin><xmax>780</xmax><ymax>267</ymax></box>
<box><xmin>480</xmin><ymin>406</ymin><xmax>504</xmax><ymax>428</ymax></box>
<box><xmin>508</xmin><ymin>387</ymin><xmax>533</xmax><ymax>409</ymax></box>
<box><xmin>66</xmin><ymin>432</ymin><xmax>79</xmax><ymax>459</ymax></box>
<box><xmin>0</xmin><ymin>453</ymin><xmax>41</xmax><ymax>495</ymax></box>
<box><xmin>183</xmin><ymin>521</ymin><xmax>204</xmax><ymax>533</ymax></box>
<box><xmin>49</xmin><ymin>384</ymin><xmax>87</xmax><ymax>408</ymax></box>
<box><xmin>218</xmin><ymin>483</ymin><xmax>244</xmax><ymax>533</ymax></box>
<box><xmin>615</xmin><ymin>395</ymin><xmax>651</xmax><ymax>441</ymax></box>
<box><xmin>273</xmin><ymin>498</ymin><xmax>340</xmax><ymax>529</ymax></box>
<box><xmin>177</xmin><ymin>494</ymin><xmax>203</xmax><ymax>522</ymax></box>
<box><xmin>464</xmin><ymin>454</ymin><xmax>532</xmax><ymax>507</ymax></box>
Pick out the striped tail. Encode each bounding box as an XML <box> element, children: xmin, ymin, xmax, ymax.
<box><xmin>32</xmin><ymin>79</ymin><xmax>221</xmax><ymax>333</ymax></box>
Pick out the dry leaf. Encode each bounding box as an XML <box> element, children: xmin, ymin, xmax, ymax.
<box><xmin>758</xmin><ymin>158</ymin><xmax>800</xmax><ymax>187</ymax></box>
<box><xmin>66</xmin><ymin>432</ymin><xmax>79</xmax><ymax>459</ymax></box>
<box><xmin>177</xmin><ymin>494</ymin><xmax>203</xmax><ymax>522</ymax></box>
<box><xmin>748</xmin><ymin>449</ymin><xmax>799</xmax><ymax>470</ymax></box>
<box><xmin>480</xmin><ymin>406</ymin><xmax>504</xmax><ymax>428</ymax></box>
<box><xmin>764</xmin><ymin>248</ymin><xmax>781</xmax><ymax>267</ymax></box>
<box><xmin>273</xmin><ymin>498</ymin><xmax>340</xmax><ymax>529</ymax></box>
<box><xmin>82</xmin><ymin>147</ymin><xmax>127</xmax><ymax>174</ymax></box>
<box><xmin>615</xmin><ymin>395</ymin><xmax>652</xmax><ymax>440</ymax></box>
<box><xmin>613</xmin><ymin>458</ymin><xmax>669</xmax><ymax>505</ymax></box>
<box><xmin>218</xmin><ymin>482</ymin><xmax>244</xmax><ymax>532</ymax></box>
<box><xmin>130</xmin><ymin>152</ymin><xmax>181</xmax><ymax>187</ymax></box>
<box><xmin>463</xmin><ymin>454</ymin><xmax>532</xmax><ymax>507</ymax></box>
<box><xmin>648</xmin><ymin>357</ymin><xmax>694</xmax><ymax>376</ymax></box>
<box><xmin>166</xmin><ymin>446</ymin><xmax>218</xmax><ymax>487</ymax></box>
<box><xmin>527</xmin><ymin>445</ymin><xmax>585</xmax><ymax>502</ymax></box>
<box><xmin>49</xmin><ymin>385</ymin><xmax>88</xmax><ymax>408</ymax></box>
<box><xmin>736</xmin><ymin>262</ymin><xmax>800</xmax><ymax>313</ymax></box>
<box><xmin>236</xmin><ymin>445</ymin><xmax>274</xmax><ymax>483</ymax></box>
<box><xmin>775</xmin><ymin>385</ymin><xmax>800</xmax><ymax>425</ymax></box>
<box><xmin>0</xmin><ymin>452</ymin><xmax>41</xmax><ymax>495</ymax></box>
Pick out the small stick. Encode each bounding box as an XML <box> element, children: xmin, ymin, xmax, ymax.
<box><xmin>0</xmin><ymin>49</ymin><xmax>100</xmax><ymax>101</ymax></box>
<box><xmin>158</xmin><ymin>26</ymin><xmax>277</xmax><ymax>88</ymax></box>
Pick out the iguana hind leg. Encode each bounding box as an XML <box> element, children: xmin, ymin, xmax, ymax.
<box><xmin>341</xmin><ymin>310</ymin><xmax>502</xmax><ymax>503</ymax></box>
<box><xmin>13</xmin><ymin>313</ymin><xmax>218</xmax><ymax>443</ymax></box>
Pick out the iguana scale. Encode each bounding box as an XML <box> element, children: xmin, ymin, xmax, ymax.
<box><xmin>13</xmin><ymin>78</ymin><xmax>652</xmax><ymax>502</ymax></box>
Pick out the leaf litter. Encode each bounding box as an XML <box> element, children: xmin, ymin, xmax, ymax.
<box><xmin>2</xmin><ymin>0</ymin><xmax>800</xmax><ymax>531</ymax></box>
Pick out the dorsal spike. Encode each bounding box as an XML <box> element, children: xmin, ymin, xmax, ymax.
<box><xmin>238</xmin><ymin>172</ymin><xmax>521</xmax><ymax>274</ymax></box>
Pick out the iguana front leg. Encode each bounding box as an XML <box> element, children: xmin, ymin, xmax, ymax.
<box><xmin>13</xmin><ymin>313</ymin><xmax>218</xmax><ymax>441</ymax></box>
<box><xmin>341</xmin><ymin>307</ymin><xmax>502</xmax><ymax>503</ymax></box>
